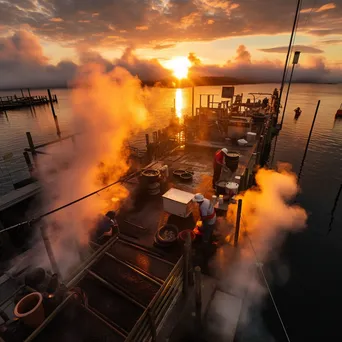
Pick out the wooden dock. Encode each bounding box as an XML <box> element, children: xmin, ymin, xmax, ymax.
<box><xmin>0</xmin><ymin>93</ymin><xmax>57</xmax><ymax>111</ymax></box>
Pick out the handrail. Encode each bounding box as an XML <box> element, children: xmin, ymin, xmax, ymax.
<box><xmin>125</xmin><ymin>256</ymin><xmax>184</xmax><ymax>341</ymax></box>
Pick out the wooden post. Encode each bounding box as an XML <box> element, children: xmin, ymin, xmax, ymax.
<box><xmin>47</xmin><ymin>89</ymin><xmax>57</xmax><ymax>118</ymax></box>
<box><xmin>182</xmin><ymin>231</ymin><xmax>191</xmax><ymax>295</ymax></box>
<box><xmin>23</xmin><ymin>151</ymin><xmax>33</xmax><ymax>174</ymax></box>
<box><xmin>192</xmin><ymin>86</ymin><xmax>195</xmax><ymax>116</ymax></box>
<box><xmin>153</xmin><ymin>131</ymin><xmax>157</xmax><ymax>143</ymax></box>
<box><xmin>40</xmin><ymin>225</ymin><xmax>62</xmax><ymax>280</ymax></box>
<box><xmin>20</xmin><ymin>89</ymin><xmax>24</xmax><ymax>97</ymax></box>
<box><xmin>26</xmin><ymin>132</ymin><xmax>37</xmax><ymax>165</ymax></box>
<box><xmin>145</xmin><ymin>133</ymin><xmax>150</xmax><ymax>147</ymax></box>
<box><xmin>194</xmin><ymin>266</ymin><xmax>202</xmax><ymax>330</ymax></box>
<box><xmin>234</xmin><ymin>199</ymin><xmax>243</xmax><ymax>247</ymax></box>
<box><xmin>27</xmin><ymin>88</ymin><xmax>31</xmax><ymax>98</ymax></box>
<box><xmin>54</xmin><ymin>116</ymin><xmax>61</xmax><ymax>138</ymax></box>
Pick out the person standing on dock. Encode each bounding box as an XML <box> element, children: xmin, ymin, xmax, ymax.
<box><xmin>193</xmin><ymin>193</ymin><xmax>216</xmax><ymax>243</ymax></box>
<box><xmin>213</xmin><ymin>148</ymin><xmax>229</xmax><ymax>188</ymax></box>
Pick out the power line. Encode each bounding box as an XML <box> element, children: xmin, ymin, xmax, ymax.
<box><xmin>240</xmin><ymin>214</ymin><xmax>291</xmax><ymax>342</ymax></box>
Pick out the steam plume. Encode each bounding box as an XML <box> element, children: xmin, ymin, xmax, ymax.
<box><xmin>34</xmin><ymin>65</ymin><xmax>149</xmax><ymax>277</ymax></box>
<box><xmin>210</xmin><ymin>166</ymin><xmax>307</xmax><ymax>339</ymax></box>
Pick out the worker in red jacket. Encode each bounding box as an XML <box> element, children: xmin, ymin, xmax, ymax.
<box><xmin>213</xmin><ymin>148</ymin><xmax>229</xmax><ymax>188</ymax></box>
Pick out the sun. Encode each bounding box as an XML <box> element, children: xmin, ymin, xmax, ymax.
<box><xmin>164</xmin><ymin>56</ymin><xmax>192</xmax><ymax>80</ymax></box>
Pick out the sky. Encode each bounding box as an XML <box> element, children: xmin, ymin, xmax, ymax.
<box><xmin>0</xmin><ymin>0</ymin><xmax>342</xmax><ymax>88</ymax></box>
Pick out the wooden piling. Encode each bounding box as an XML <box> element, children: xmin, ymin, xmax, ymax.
<box><xmin>145</xmin><ymin>133</ymin><xmax>150</xmax><ymax>147</ymax></box>
<box><xmin>192</xmin><ymin>86</ymin><xmax>195</xmax><ymax>116</ymax></box>
<box><xmin>23</xmin><ymin>151</ymin><xmax>33</xmax><ymax>173</ymax></box>
<box><xmin>234</xmin><ymin>199</ymin><xmax>243</xmax><ymax>247</ymax></box>
<box><xmin>182</xmin><ymin>231</ymin><xmax>191</xmax><ymax>295</ymax></box>
<box><xmin>27</xmin><ymin>88</ymin><xmax>32</xmax><ymax>97</ymax></box>
<box><xmin>47</xmin><ymin>89</ymin><xmax>57</xmax><ymax>118</ymax></box>
<box><xmin>20</xmin><ymin>89</ymin><xmax>24</xmax><ymax>97</ymax></box>
<box><xmin>194</xmin><ymin>266</ymin><xmax>202</xmax><ymax>330</ymax></box>
<box><xmin>26</xmin><ymin>132</ymin><xmax>37</xmax><ymax>159</ymax></box>
<box><xmin>54</xmin><ymin>116</ymin><xmax>61</xmax><ymax>138</ymax></box>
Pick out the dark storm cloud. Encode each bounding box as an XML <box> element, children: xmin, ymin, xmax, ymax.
<box><xmin>259</xmin><ymin>45</ymin><xmax>324</xmax><ymax>54</ymax></box>
<box><xmin>1</xmin><ymin>0</ymin><xmax>342</xmax><ymax>48</ymax></box>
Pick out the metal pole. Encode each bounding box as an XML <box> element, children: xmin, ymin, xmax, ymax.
<box><xmin>192</xmin><ymin>86</ymin><xmax>195</xmax><ymax>116</ymax></box>
<box><xmin>47</xmin><ymin>89</ymin><xmax>57</xmax><ymax>118</ymax></box>
<box><xmin>234</xmin><ymin>199</ymin><xmax>243</xmax><ymax>247</ymax></box>
<box><xmin>277</xmin><ymin>0</ymin><xmax>302</xmax><ymax>121</ymax></box>
<box><xmin>281</xmin><ymin>51</ymin><xmax>300</xmax><ymax>128</ymax></box>
<box><xmin>280</xmin><ymin>63</ymin><xmax>295</xmax><ymax>127</ymax></box>
<box><xmin>194</xmin><ymin>266</ymin><xmax>202</xmax><ymax>331</ymax></box>
<box><xmin>297</xmin><ymin>100</ymin><xmax>320</xmax><ymax>183</ymax></box>
<box><xmin>40</xmin><ymin>225</ymin><xmax>62</xmax><ymax>280</ymax></box>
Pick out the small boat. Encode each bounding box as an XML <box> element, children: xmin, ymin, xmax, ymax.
<box><xmin>294</xmin><ymin>107</ymin><xmax>302</xmax><ymax>118</ymax></box>
<box><xmin>335</xmin><ymin>103</ymin><xmax>342</xmax><ymax>118</ymax></box>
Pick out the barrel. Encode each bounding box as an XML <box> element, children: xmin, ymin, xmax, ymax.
<box><xmin>147</xmin><ymin>182</ymin><xmax>160</xmax><ymax>195</ymax></box>
<box><xmin>225</xmin><ymin>152</ymin><xmax>240</xmax><ymax>172</ymax></box>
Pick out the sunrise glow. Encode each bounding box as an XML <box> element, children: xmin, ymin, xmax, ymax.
<box><xmin>164</xmin><ymin>57</ymin><xmax>192</xmax><ymax>80</ymax></box>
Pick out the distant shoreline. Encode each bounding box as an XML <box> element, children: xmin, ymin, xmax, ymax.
<box><xmin>0</xmin><ymin>77</ymin><xmax>340</xmax><ymax>92</ymax></box>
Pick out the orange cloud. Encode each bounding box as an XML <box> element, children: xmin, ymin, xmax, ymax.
<box><xmin>136</xmin><ymin>25</ymin><xmax>149</xmax><ymax>31</ymax></box>
<box><xmin>207</xmin><ymin>19</ymin><xmax>215</xmax><ymax>25</ymax></box>
<box><xmin>316</xmin><ymin>2</ymin><xmax>336</xmax><ymax>12</ymax></box>
<box><xmin>49</xmin><ymin>17</ymin><xmax>63</xmax><ymax>22</ymax></box>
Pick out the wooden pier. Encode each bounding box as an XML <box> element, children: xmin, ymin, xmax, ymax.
<box><xmin>0</xmin><ymin>92</ymin><xmax>57</xmax><ymax>111</ymax></box>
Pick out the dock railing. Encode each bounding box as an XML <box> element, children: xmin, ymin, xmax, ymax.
<box><xmin>125</xmin><ymin>256</ymin><xmax>184</xmax><ymax>342</ymax></box>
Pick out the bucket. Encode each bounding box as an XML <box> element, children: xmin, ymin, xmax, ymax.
<box><xmin>226</xmin><ymin>182</ymin><xmax>239</xmax><ymax>196</ymax></box>
<box><xmin>14</xmin><ymin>292</ymin><xmax>45</xmax><ymax>328</ymax></box>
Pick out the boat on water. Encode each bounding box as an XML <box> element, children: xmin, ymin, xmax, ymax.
<box><xmin>0</xmin><ymin>88</ymin><xmax>278</xmax><ymax>342</ymax></box>
<box><xmin>294</xmin><ymin>107</ymin><xmax>302</xmax><ymax>119</ymax></box>
<box><xmin>335</xmin><ymin>103</ymin><xmax>342</xmax><ymax>118</ymax></box>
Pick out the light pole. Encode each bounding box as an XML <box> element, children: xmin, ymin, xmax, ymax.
<box><xmin>280</xmin><ymin>51</ymin><xmax>300</xmax><ymax>128</ymax></box>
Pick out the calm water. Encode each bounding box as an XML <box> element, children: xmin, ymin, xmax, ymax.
<box><xmin>1</xmin><ymin>84</ymin><xmax>342</xmax><ymax>340</ymax></box>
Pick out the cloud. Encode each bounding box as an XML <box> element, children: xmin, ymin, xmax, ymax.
<box><xmin>259</xmin><ymin>45</ymin><xmax>324</xmax><ymax>54</ymax></box>
<box><xmin>1</xmin><ymin>0</ymin><xmax>342</xmax><ymax>48</ymax></box>
<box><xmin>318</xmin><ymin>39</ymin><xmax>342</xmax><ymax>44</ymax></box>
<box><xmin>0</xmin><ymin>30</ymin><xmax>77</xmax><ymax>89</ymax></box>
<box><xmin>316</xmin><ymin>2</ymin><xmax>336</xmax><ymax>12</ymax></box>
<box><xmin>0</xmin><ymin>31</ymin><xmax>341</xmax><ymax>89</ymax></box>
<box><xmin>189</xmin><ymin>46</ymin><xmax>342</xmax><ymax>83</ymax></box>
<box><xmin>153</xmin><ymin>43</ymin><xmax>176</xmax><ymax>50</ymax></box>
<box><xmin>307</xmin><ymin>29</ymin><xmax>342</xmax><ymax>36</ymax></box>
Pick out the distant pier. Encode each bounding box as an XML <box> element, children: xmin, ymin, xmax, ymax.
<box><xmin>0</xmin><ymin>91</ymin><xmax>58</xmax><ymax>111</ymax></box>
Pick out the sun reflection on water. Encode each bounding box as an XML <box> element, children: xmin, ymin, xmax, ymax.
<box><xmin>175</xmin><ymin>88</ymin><xmax>183</xmax><ymax>121</ymax></box>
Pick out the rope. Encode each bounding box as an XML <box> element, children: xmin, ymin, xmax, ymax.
<box><xmin>239</xmin><ymin>214</ymin><xmax>291</xmax><ymax>342</ymax></box>
<box><xmin>0</xmin><ymin>168</ymin><xmax>144</xmax><ymax>235</ymax></box>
